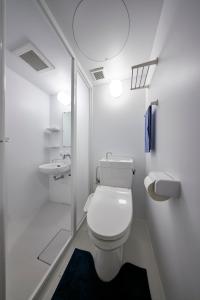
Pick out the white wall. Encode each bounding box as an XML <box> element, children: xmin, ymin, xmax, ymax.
<box><xmin>5</xmin><ymin>68</ymin><xmax>50</xmax><ymax>251</ymax></box>
<box><xmin>76</xmin><ymin>73</ymin><xmax>90</xmax><ymax>227</ymax></box>
<box><xmin>145</xmin><ymin>0</ymin><xmax>200</xmax><ymax>299</ymax></box>
<box><xmin>93</xmin><ymin>79</ymin><xmax>146</xmax><ymax>218</ymax></box>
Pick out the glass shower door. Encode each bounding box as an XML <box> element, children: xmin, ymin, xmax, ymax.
<box><xmin>0</xmin><ymin>0</ymin><xmax>6</xmax><ymax>298</ymax></box>
<box><xmin>5</xmin><ymin>0</ymin><xmax>74</xmax><ymax>299</ymax></box>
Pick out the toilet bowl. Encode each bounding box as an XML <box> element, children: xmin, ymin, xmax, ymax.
<box><xmin>85</xmin><ymin>185</ymin><xmax>133</xmax><ymax>281</ymax></box>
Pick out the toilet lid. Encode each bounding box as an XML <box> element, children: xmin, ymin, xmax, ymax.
<box><xmin>87</xmin><ymin>185</ymin><xmax>132</xmax><ymax>240</ymax></box>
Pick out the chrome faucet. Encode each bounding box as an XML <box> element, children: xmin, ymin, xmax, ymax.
<box><xmin>62</xmin><ymin>153</ymin><xmax>71</xmax><ymax>160</ymax></box>
<box><xmin>106</xmin><ymin>152</ymin><xmax>112</xmax><ymax>159</ymax></box>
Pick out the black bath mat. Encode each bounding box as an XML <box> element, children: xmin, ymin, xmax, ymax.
<box><xmin>52</xmin><ymin>248</ymin><xmax>152</xmax><ymax>300</ymax></box>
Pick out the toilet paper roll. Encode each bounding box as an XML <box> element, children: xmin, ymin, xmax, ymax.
<box><xmin>144</xmin><ymin>175</ymin><xmax>169</xmax><ymax>201</ymax></box>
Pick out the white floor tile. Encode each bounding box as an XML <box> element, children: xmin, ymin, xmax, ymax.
<box><xmin>124</xmin><ymin>219</ymin><xmax>166</xmax><ymax>300</ymax></box>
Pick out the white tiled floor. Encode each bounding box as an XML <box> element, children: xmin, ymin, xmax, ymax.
<box><xmin>6</xmin><ymin>201</ymin><xmax>72</xmax><ymax>300</ymax></box>
<box><xmin>35</xmin><ymin>219</ymin><xmax>165</xmax><ymax>300</ymax></box>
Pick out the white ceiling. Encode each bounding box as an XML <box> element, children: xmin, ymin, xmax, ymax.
<box><xmin>72</xmin><ymin>0</ymin><xmax>130</xmax><ymax>62</ymax></box>
<box><xmin>6</xmin><ymin>0</ymin><xmax>71</xmax><ymax>95</ymax></box>
<box><xmin>45</xmin><ymin>0</ymin><xmax>164</xmax><ymax>85</ymax></box>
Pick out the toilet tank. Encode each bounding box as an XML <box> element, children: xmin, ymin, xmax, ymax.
<box><xmin>99</xmin><ymin>156</ymin><xmax>134</xmax><ymax>188</ymax></box>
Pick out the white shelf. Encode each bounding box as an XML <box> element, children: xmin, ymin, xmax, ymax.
<box><xmin>46</xmin><ymin>146</ymin><xmax>60</xmax><ymax>149</ymax></box>
<box><xmin>46</xmin><ymin>127</ymin><xmax>60</xmax><ymax>133</ymax></box>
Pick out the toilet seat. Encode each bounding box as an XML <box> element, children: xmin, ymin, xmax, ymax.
<box><xmin>87</xmin><ymin>185</ymin><xmax>132</xmax><ymax>241</ymax></box>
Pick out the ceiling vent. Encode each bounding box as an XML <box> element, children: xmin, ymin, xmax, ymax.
<box><xmin>14</xmin><ymin>42</ymin><xmax>55</xmax><ymax>72</ymax></box>
<box><xmin>90</xmin><ymin>67</ymin><xmax>105</xmax><ymax>81</ymax></box>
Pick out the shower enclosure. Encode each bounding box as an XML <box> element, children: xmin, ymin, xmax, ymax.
<box><xmin>0</xmin><ymin>0</ymin><xmax>92</xmax><ymax>299</ymax></box>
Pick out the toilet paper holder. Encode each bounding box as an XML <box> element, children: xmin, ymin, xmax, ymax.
<box><xmin>144</xmin><ymin>172</ymin><xmax>180</xmax><ymax>201</ymax></box>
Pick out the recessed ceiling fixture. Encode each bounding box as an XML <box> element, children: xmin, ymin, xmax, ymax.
<box><xmin>14</xmin><ymin>42</ymin><xmax>55</xmax><ymax>72</ymax></box>
<box><xmin>90</xmin><ymin>67</ymin><xmax>105</xmax><ymax>81</ymax></box>
<box><xmin>130</xmin><ymin>58</ymin><xmax>158</xmax><ymax>90</ymax></box>
<box><xmin>109</xmin><ymin>80</ymin><xmax>123</xmax><ymax>98</ymax></box>
<box><xmin>72</xmin><ymin>0</ymin><xmax>130</xmax><ymax>62</ymax></box>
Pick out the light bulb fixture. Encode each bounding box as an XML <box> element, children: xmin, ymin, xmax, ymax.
<box><xmin>109</xmin><ymin>80</ymin><xmax>123</xmax><ymax>98</ymax></box>
<box><xmin>57</xmin><ymin>91</ymin><xmax>71</xmax><ymax>106</ymax></box>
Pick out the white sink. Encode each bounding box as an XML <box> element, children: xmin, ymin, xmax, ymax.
<box><xmin>39</xmin><ymin>161</ymin><xmax>70</xmax><ymax>176</ymax></box>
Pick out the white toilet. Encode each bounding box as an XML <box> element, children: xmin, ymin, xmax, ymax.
<box><xmin>84</xmin><ymin>156</ymin><xmax>134</xmax><ymax>281</ymax></box>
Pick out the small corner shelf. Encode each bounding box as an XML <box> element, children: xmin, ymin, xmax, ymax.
<box><xmin>130</xmin><ymin>58</ymin><xmax>158</xmax><ymax>90</ymax></box>
<box><xmin>45</xmin><ymin>145</ymin><xmax>60</xmax><ymax>149</ymax></box>
<box><xmin>46</xmin><ymin>127</ymin><xmax>60</xmax><ymax>133</ymax></box>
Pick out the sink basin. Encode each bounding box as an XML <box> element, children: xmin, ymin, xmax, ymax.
<box><xmin>99</xmin><ymin>156</ymin><xmax>134</xmax><ymax>169</ymax></box>
<box><xmin>39</xmin><ymin>161</ymin><xmax>70</xmax><ymax>176</ymax></box>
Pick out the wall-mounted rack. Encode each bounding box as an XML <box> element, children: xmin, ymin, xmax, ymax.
<box><xmin>45</xmin><ymin>146</ymin><xmax>60</xmax><ymax>149</ymax></box>
<box><xmin>46</xmin><ymin>127</ymin><xmax>60</xmax><ymax>133</ymax></box>
<box><xmin>130</xmin><ymin>58</ymin><xmax>158</xmax><ymax>90</ymax></box>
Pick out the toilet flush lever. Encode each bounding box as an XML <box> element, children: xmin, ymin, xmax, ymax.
<box><xmin>106</xmin><ymin>152</ymin><xmax>112</xmax><ymax>159</ymax></box>
<box><xmin>96</xmin><ymin>166</ymin><xmax>100</xmax><ymax>184</ymax></box>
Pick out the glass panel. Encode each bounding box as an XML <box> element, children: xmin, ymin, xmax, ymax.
<box><xmin>5</xmin><ymin>0</ymin><xmax>73</xmax><ymax>299</ymax></box>
<box><xmin>63</xmin><ymin>112</ymin><xmax>71</xmax><ymax>147</ymax></box>
<box><xmin>43</xmin><ymin>1</ymin><xmax>91</xmax><ymax>229</ymax></box>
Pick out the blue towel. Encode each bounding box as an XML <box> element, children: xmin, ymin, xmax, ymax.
<box><xmin>144</xmin><ymin>105</ymin><xmax>152</xmax><ymax>152</ymax></box>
